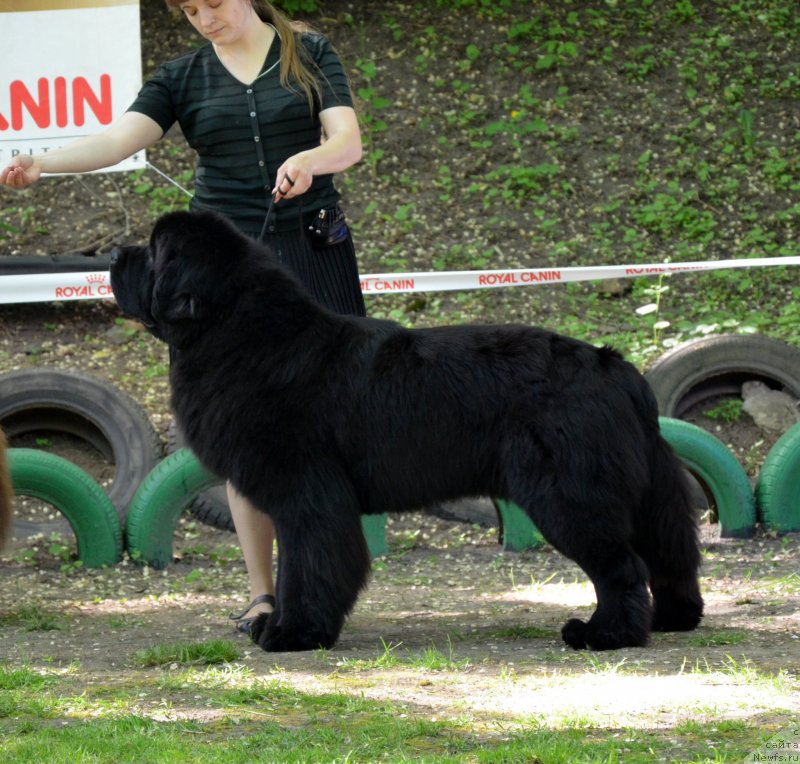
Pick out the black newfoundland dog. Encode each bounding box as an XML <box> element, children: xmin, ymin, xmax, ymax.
<box><xmin>110</xmin><ymin>210</ymin><xmax>703</xmax><ymax>653</ymax></box>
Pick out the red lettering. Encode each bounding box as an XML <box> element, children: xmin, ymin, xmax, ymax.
<box><xmin>54</xmin><ymin>76</ymin><xmax>68</xmax><ymax>128</ymax></box>
<box><xmin>521</xmin><ymin>270</ymin><xmax>561</xmax><ymax>283</ymax></box>
<box><xmin>360</xmin><ymin>277</ymin><xmax>415</xmax><ymax>293</ymax></box>
<box><xmin>73</xmin><ymin>74</ymin><xmax>112</xmax><ymax>126</ymax></box>
<box><xmin>54</xmin><ymin>286</ymin><xmax>96</xmax><ymax>299</ymax></box>
<box><xmin>10</xmin><ymin>78</ymin><xmax>50</xmax><ymax>130</ymax></box>
<box><xmin>1</xmin><ymin>75</ymin><xmax>113</xmax><ymax>132</ymax></box>
<box><xmin>478</xmin><ymin>273</ymin><xmax>519</xmax><ymax>286</ymax></box>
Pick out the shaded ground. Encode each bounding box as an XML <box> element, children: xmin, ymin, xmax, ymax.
<box><xmin>0</xmin><ymin>1</ymin><xmax>799</xmax><ymax>758</ymax></box>
<box><xmin>0</xmin><ymin>297</ymin><xmax>798</xmax><ymax>760</ymax></box>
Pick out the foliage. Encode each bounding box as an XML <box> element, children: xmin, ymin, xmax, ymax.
<box><xmin>273</xmin><ymin>0</ymin><xmax>317</xmax><ymax>13</ymax></box>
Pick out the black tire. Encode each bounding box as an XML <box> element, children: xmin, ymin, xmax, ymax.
<box><xmin>644</xmin><ymin>334</ymin><xmax>800</xmax><ymax>418</ymax></box>
<box><xmin>755</xmin><ymin>423</ymin><xmax>800</xmax><ymax>533</ymax></box>
<box><xmin>9</xmin><ymin>448</ymin><xmax>123</xmax><ymax>567</ymax></box>
<box><xmin>166</xmin><ymin>420</ymin><xmax>234</xmax><ymax>532</ymax></box>
<box><xmin>0</xmin><ymin>369</ymin><xmax>162</xmax><ymax>533</ymax></box>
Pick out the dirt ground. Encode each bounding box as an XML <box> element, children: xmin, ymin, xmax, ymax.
<box><xmin>0</xmin><ymin>301</ymin><xmax>799</xmax><ymax>739</ymax></box>
<box><xmin>1</xmin><ymin>493</ymin><xmax>800</xmax><ymax>731</ymax></box>
<box><xmin>0</xmin><ymin>0</ymin><xmax>798</xmax><ymax>748</ymax></box>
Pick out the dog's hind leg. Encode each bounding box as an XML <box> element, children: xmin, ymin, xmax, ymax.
<box><xmin>557</xmin><ymin>541</ymin><xmax>653</xmax><ymax>651</ymax></box>
<box><xmin>518</xmin><ymin>494</ymin><xmax>653</xmax><ymax>650</ymax></box>
<box><xmin>249</xmin><ymin>470</ymin><xmax>371</xmax><ymax>652</ymax></box>
<box><xmin>633</xmin><ymin>437</ymin><xmax>704</xmax><ymax>633</ymax></box>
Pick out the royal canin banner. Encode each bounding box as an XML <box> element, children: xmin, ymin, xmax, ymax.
<box><xmin>0</xmin><ymin>0</ymin><xmax>144</xmax><ymax>172</ymax></box>
<box><xmin>1</xmin><ymin>256</ymin><xmax>799</xmax><ymax>305</ymax></box>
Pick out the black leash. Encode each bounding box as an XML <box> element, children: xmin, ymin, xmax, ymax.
<box><xmin>257</xmin><ymin>176</ymin><xmax>305</xmax><ymax>243</ymax></box>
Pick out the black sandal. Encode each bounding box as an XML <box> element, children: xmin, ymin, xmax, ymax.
<box><xmin>229</xmin><ymin>594</ymin><xmax>276</xmax><ymax>634</ymax></box>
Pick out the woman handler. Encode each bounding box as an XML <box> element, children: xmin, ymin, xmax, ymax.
<box><xmin>1</xmin><ymin>0</ymin><xmax>366</xmax><ymax>634</ymax></box>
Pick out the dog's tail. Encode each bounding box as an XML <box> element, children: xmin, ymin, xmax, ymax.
<box><xmin>634</xmin><ymin>422</ymin><xmax>704</xmax><ymax>633</ymax></box>
<box><xmin>0</xmin><ymin>428</ymin><xmax>12</xmax><ymax>550</ymax></box>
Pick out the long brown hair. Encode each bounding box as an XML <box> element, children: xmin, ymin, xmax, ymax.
<box><xmin>165</xmin><ymin>0</ymin><xmax>323</xmax><ymax>111</ymax></box>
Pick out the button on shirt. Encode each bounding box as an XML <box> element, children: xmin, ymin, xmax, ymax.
<box><xmin>126</xmin><ymin>32</ymin><xmax>354</xmax><ymax>237</ymax></box>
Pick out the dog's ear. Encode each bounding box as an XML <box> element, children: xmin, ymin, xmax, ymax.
<box><xmin>158</xmin><ymin>291</ymin><xmax>200</xmax><ymax>323</ymax></box>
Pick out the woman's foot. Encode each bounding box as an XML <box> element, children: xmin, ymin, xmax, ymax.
<box><xmin>229</xmin><ymin>593</ymin><xmax>275</xmax><ymax>634</ymax></box>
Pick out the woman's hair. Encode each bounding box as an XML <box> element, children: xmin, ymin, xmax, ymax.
<box><xmin>164</xmin><ymin>0</ymin><xmax>322</xmax><ymax>112</ymax></box>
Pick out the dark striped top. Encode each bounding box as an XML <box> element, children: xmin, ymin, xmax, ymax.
<box><xmin>127</xmin><ymin>31</ymin><xmax>354</xmax><ymax>236</ymax></box>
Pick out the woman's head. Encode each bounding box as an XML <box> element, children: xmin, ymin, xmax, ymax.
<box><xmin>164</xmin><ymin>0</ymin><xmax>323</xmax><ymax>112</ymax></box>
<box><xmin>164</xmin><ymin>0</ymin><xmax>280</xmax><ymax>25</ymax></box>
<box><xmin>164</xmin><ymin>1</ymin><xmax>309</xmax><ymax>39</ymax></box>
<box><xmin>166</xmin><ymin>0</ymin><xmax>259</xmax><ymax>44</ymax></box>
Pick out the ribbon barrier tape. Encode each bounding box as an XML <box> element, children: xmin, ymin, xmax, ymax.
<box><xmin>0</xmin><ymin>255</ymin><xmax>799</xmax><ymax>305</ymax></box>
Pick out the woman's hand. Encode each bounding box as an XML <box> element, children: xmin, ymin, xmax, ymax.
<box><xmin>271</xmin><ymin>106</ymin><xmax>362</xmax><ymax>203</ymax></box>
<box><xmin>272</xmin><ymin>154</ymin><xmax>313</xmax><ymax>202</ymax></box>
<box><xmin>1</xmin><ymin>155</ymin><xmax>42</xmax><ymax>189</ymax></box>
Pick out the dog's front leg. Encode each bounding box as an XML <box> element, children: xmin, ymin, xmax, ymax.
<box><xmin>249</xmin><ymin>476</ymin><xmax>371</xmax><ymax>652</ymax></box>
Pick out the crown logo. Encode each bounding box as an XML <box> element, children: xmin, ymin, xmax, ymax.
<box><xmin>86</xmin><ymin>273</ymin><xmax>107</xmax><ymax>285</ymax></box>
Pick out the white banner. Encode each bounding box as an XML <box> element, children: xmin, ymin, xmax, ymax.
<box><xmin>1</xmin><ymin>256</ymin><xmax>799</xmax><ymax>305</ymax></box>
<box><xmin>0</xmin><ymin>0</ymin><xmax>144</xmax><ymax>171</ymax></box>
<box><xmin>357</xmin><ymin>257</ymin><xmax>800</xmax><ymax>294</ymax></box>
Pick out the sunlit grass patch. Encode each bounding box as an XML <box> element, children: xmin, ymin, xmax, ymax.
<box><xmin>331</xmin><ymin>637</ymin><xmax>472</xmax><ymax>673</ymax></box>
<box><xmin>0</xmin><ymin>711</ymin><xmax>771</xmax><ymax>763</ymax></box>
<box><xmin>155</xmin><ymin>663</ymin><xmax>255</xmax><ymax>692</ymax></box>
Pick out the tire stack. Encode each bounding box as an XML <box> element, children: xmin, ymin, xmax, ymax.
<box><xmin>0</xmin><ymin>368</ymin><xmax>162</xmax><ymax>567</ymax></box>
<box><xmin>3</xmin><ymin>333</ymin><xmax>799</xmax><ymax>569</ymax></box>
<box><xmin>644</xmin><ymin>334</ymin><xmax>800</xmax><ymax>536</ymax></box>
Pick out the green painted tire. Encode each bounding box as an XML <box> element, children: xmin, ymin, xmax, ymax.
<box><xmin>755</xmin><ymin>423</ymin><xmax>800</xmax><ymax>533</ymax></box>
<box><xmin>493</xmin><ymin>498</ymin><xmax>544</xmax><ymax>552</ymax></box>
<box><xmin>8</xmin><ymin>448</ymin><xmax>123</xmax><ymax>567</ymax></box>
<box><xmin>125</xmin><ymin>448</ymin><xmax>220</xmax><ymax>570</ymax></box>
<box><xmin>125</xmin><ymin>449</ymin><xmax>388</xmax><ymax>569</ymax></box>
<box><xmin>659</xmin><ymin>417</ymin><xmax>756</xmax><ymax>538</ymax></box>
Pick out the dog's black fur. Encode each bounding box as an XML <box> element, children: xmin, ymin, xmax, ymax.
<box><xmin>110</xmin><ymin>209</ymin><xmax>703</xmax><ymax>653</ymax></box>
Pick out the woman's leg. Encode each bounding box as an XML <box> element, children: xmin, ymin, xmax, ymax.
<box><xmin>230</xmin><ymin>226</ymin><xmax>363</xmax><ymax>628</ymax></box>
<box><xmin>227</xmin><ymin>482</ymin><xmax>276</xmax><ymax>618</ymax></box>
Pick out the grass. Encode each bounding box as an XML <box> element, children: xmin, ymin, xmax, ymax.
<box><xmin>342</xmin><ymin>0</ymin><xmax>800</xmax><ymax>373</ymax></box>
<box><xmin>0</xmin><ymin>669</ymin><xmax>777</xmax><ymax>763</ymax></box>
<box><xmin>131</xmin><ymin>639</ymin><xmax>242</xmax><ymax>668</ymax></box>
<box><xmin>0</xmin><ymin>714</ymin><xmax>754</xmax><ymax>763</ymax></box>
<box><xmin>1</xmin><ymin>1</ymin><xmax>799</xmax><ymax>761</ymax></box>
<box><xmin>0</xmin><ymin>604</ymin><xmax>65</xmax><ymax>632</ymax></box>
<box><xmin>331</xmin><ymin>637</ymin><xmax>472</xmax><ymax>673</ymax></box>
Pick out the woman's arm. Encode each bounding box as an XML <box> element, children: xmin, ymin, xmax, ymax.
<box><xmin>272</xmin><ymin>106</ymin><xmax>362</xmax><ymax>200</ymax></box>
<box><xmin>1</xmin><ymin>111</ymin><xmax>164</xmax><ymax>189</ymax></box>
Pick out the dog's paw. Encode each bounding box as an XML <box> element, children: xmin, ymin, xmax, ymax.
<box><xmin>651</xmin><ymin>592</ymin><xmax>704</xmax><ymax>633</ymax></box>
<box><xmin>561</xmin><ymin>618</ymin><xmax>588</xmax><ymax>650</ymax></box>
<box><xmin>253</xmin><ymin>618</ymin><xmax>337</xmax><ymax>652</ymax></box>
<box><xmin>652</xmin><ymin>605</ymin><xmax>703</xmax><ymax>633</ymax></box>
<box><xmin>247</xmin><ymin>611</ymin><xmax>271</xmax><ymax>644</ymax></box>
<box><xmin>563</xmin><ymin>616</ymin><xmax>650</xmax><ymax>650</ymax></box>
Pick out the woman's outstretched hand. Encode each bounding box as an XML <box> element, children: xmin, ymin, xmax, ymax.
<box><xmin>0</xmin><ymin>155</ymin><xmax>41</xmax><ymax>189</ymax></box>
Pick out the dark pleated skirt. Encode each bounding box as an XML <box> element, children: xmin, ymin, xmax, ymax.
<box><xmin>265</xmin><ymin>228</ymin><xmax>366</xmax><ymax>318</ymax></box>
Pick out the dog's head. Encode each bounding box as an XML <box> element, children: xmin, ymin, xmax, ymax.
<box><xmin>110</xmin><ymin>210</ymin><xmax>262</xmax><ymax>348</ymax></box>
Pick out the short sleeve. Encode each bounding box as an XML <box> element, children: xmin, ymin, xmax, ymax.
<box><xmin>301</xmin><ymin>33</ymin><xmax>354</xmax><ymax>112</ymax></box>
<box><xmin>126</xmin><ymin>64</ymin><xmax>177</xmax><ymax>135</ymax></box>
